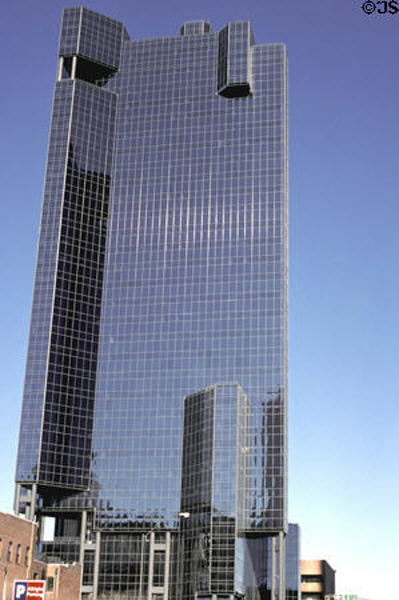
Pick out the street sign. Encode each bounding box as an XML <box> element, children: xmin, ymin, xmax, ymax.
<box><xmin>13</xmin><ymin>580</ymin><xmax>46</xmax><ymax>600</ymax></box>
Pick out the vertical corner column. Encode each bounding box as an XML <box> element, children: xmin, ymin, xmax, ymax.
<box><xmin>217</xmin><ymin>22</ymin><xmax>253</xmax><ymax>98</ymax></box>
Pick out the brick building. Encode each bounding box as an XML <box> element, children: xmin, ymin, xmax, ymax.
<box><xmin>0</xmin><ymin>512</ymin><xmax>80</xmax><ymax>599</ymax></box>
<box><xmin>45</xmin><ymin>562</ymin><xmax>81</xmax><ymax>600</ymax></box>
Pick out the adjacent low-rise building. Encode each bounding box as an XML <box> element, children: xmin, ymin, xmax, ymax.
<box><xmin>44</xmin><ymin>562</ymin><xmax>81</xmax><ymax>600</ymax></box>
<box><xmin>301</xmin><ymin>559</ymin><xmax>335</xmax><ymax>600</ymax></box>
<box><xmin>0</xmin><ymin>512</ymin><xmax>80</xmax><ymax>599</ymax></box>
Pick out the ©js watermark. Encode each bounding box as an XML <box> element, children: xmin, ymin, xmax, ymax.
<box><xmin>362</xmin><ymin>0</ymin><xmax>399</xmax><ymax>14</ymax></box>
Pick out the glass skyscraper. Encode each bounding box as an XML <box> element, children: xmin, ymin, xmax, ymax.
<box><xmin>15</xmin><ymin>7</ymin><xmax>288</xmax><ymax>600</ymax></box>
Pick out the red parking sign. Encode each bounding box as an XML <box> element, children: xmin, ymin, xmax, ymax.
<box><xmin>13</xmin><ymin>580</ymin><xmax>46</xmax><ymax>600</ymax></box>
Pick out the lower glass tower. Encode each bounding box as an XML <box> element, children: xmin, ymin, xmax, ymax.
<box><xmin>15</xmin><ymin>7</ymin><xmax>288</xmax><ymax>600</ymax></box>
<box><xmin>180</xmin><ymin>384</ymin><xmax>249</xmax><ymax>599</ymax></box>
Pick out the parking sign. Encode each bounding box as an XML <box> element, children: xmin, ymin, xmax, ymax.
<box><xmin>13</xmin><ymin>580</ymin><xmax>46</xmax><ymax>600</ymax></box>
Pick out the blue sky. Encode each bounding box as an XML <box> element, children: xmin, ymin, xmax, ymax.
<box><xmin>1</xmin><ymin>1</ymin><xmax>398</xmax><ymax>599</ymax></box>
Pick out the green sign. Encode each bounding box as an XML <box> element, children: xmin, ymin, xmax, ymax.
<box><xmin>325</xmin><ymin>596</ymin><xmax>358</xmax><ymax>600</ymax></box>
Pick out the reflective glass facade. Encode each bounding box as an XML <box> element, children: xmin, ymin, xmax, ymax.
<box><xmin>15</xmin><ymin>7</ymin><xmax>288</xmax><ymax>600</ymax></box>
<box><xmin>286</xmin><ymin>524</ymin><xmax>301</xmax><ymax>600</ymax></box>
<box><xmin>180</xmin><ymin>384</ymin><xmax>249</xmax><ymax>598</ymax></box>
